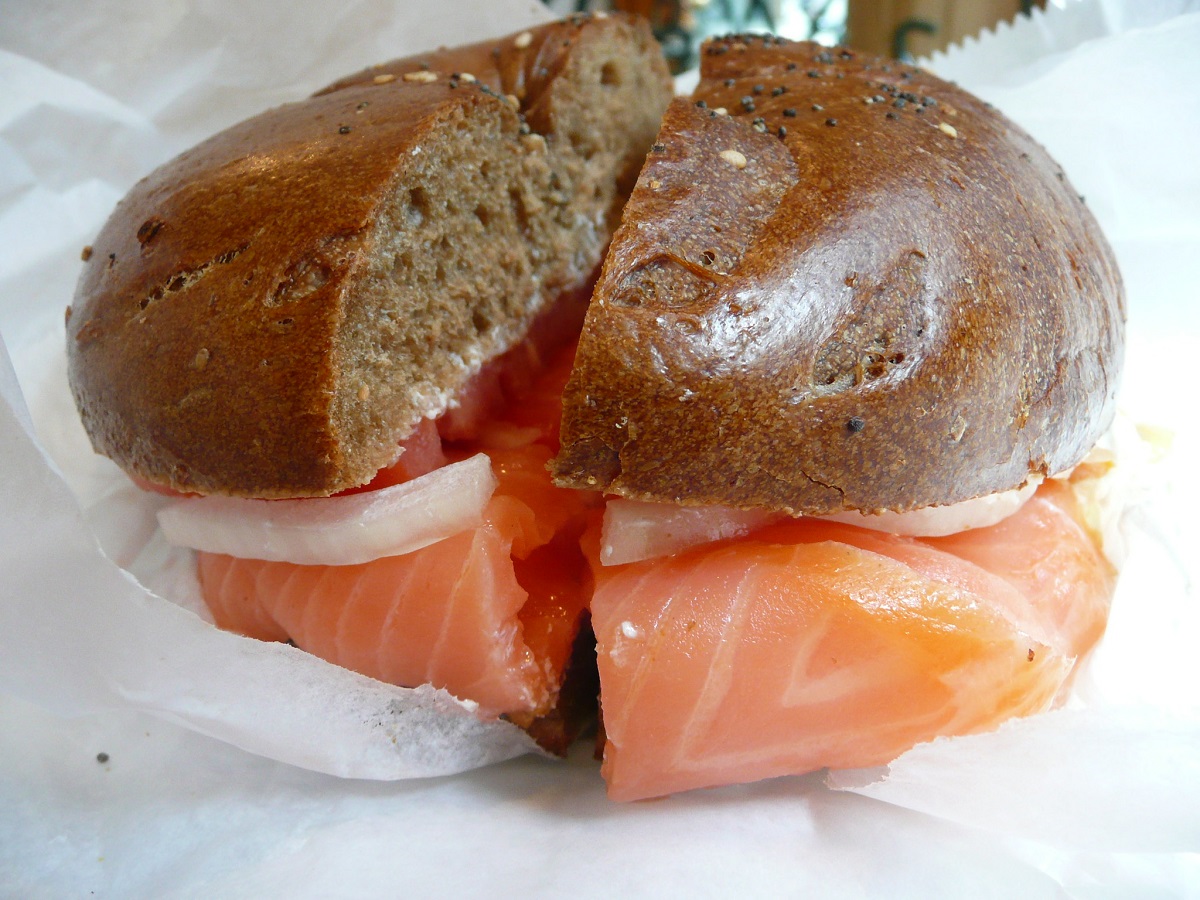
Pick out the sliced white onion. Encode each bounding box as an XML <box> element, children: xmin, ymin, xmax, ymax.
<box><xmin>157</xmin><ymin>453</ymin><xmax>497</xmax><ymax>566</ymax></box>
<box><xmin>601</xmin><ymin>499</ymin><xmax>780</xmax><ymax>566</ymax></box>
<box><xmin>816</xmin><ymin>477</ymin><xmax>1043</xmax><ymax>537</ymax></box>
<box><xmin>602</xmin><ymin>478</ymin><xmax>1046</xmax><ymax>565</ymax></box>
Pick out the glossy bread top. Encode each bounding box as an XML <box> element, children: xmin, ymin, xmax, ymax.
<box><xmin>552</xmin><ymin>36</ymin><xmax>1125</xmax><ymax>514</ymax></box>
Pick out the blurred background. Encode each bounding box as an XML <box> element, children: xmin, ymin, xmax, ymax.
<box><xmin>544</xmin><ymin>0</ymin><xmax>1048</xmax><ymax>70</ymax></box>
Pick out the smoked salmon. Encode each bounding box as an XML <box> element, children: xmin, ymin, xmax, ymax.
<box><xmin>196</xmin><ymin>340</ymin><xmax>598</xmax><ymax>724</ymax></box>
<box><xmin>192</xmin><ymin>322</ymin><xmax>1115</xmax><ymax>797</ymax></box>
<box><xmin>589</xmin><ymin>477</ymin><xmax>1115</xmax><ymax>801</ymax></box>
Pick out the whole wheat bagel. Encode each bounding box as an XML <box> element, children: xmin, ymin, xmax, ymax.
<box><xmin>67</xmin><ymin>14</ymin><xmax>672</xmax><ymax>498</ymax></box>
<box><xmin>551</xmin><ymin>35</ymin><xmax>1124</xmax><ymax>515</ymax></box>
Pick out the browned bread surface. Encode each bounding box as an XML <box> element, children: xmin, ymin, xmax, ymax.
<box><xmin>551</xmin><ymin>36</ymin><xmax>1125</xmax><ymax>515</ymax></box>
<box><xmin>68</xmin><ymin>14</ymin><xmax>672</xmax><ymax>498</ymax></box>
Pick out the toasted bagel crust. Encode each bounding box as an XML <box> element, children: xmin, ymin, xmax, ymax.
<box><xmin>67</xmin><ymin>15</ymin><xmax>671</xmax><ymax>498</ymax></box>
<box><xmin>551</xmin><ymin>36</ymin><xmax>1124</xmax><ymax>514</ymax></box>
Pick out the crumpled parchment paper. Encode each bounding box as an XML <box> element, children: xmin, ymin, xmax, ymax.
<box><xmin>2</xmin><ymin>0</ymin><xmax>1198</xmax><ymax>894</ymax></box>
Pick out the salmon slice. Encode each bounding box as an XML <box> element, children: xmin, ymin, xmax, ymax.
<box><xmin>590</xmin><ymin>478</ymin><xmax>1116</xmax><ymax>801</ymax></box>
<box><xmin>197</xmin><ymin>332</ymin><xmax>599</xmax><ymax>721</ymax></box>
<box><xmin>199</xmin><ymin>443</ymin><xmax>594</xmax><ymax>718</ymax></box>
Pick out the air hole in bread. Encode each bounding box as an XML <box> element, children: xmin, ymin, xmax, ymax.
<box><xmin>407</xmin><ymin>187</ymin><xmax>430</xmax><ymax>226</ymax></box>
<box><xmin>509</xmin><ymin>186</ymin><xmax>531</xmax><ymax>234</ymax></box>
<box><xmin>600</xmin><ymin>61</ymin><xmax>622</xmax><ymax>87</ymax></box>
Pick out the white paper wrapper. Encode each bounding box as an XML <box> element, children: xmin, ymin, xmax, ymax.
<box><xmin>2</xmin><ymin>0</ymin><xmax>1200</xmax><ymax>894</ymax></box>
<box><xmin>1</xmin><ymin>0</ymin><xmax>558</xmax><ymax>784</ymax></box>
